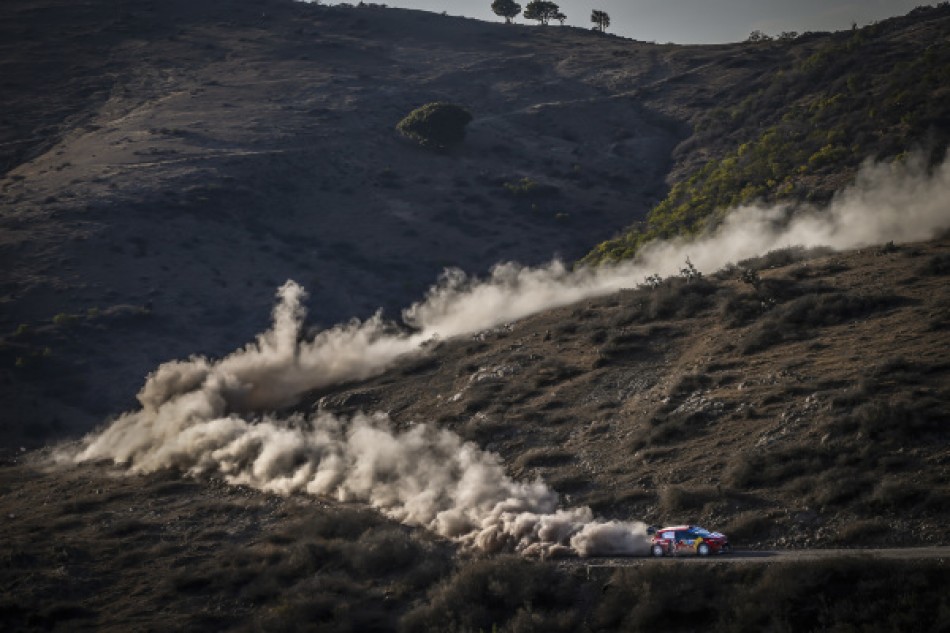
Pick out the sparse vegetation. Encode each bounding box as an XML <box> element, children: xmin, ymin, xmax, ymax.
<box><xmin>3</xmin><ymin>2</ymin><xmax>950</xmax><ymax>630</ymax></box>
<box><xmin>583</xmin><ymin>7</ymin><xmax>950</xmax><ymax>265</ymax></box>
<box><xmin>4</xmin><ymin>237</ymin><xmax>950</xmax><ymax>631</ymax></box>
<box><xmin>741</xmin><ymin>290</ymin><xmax>905</xmax><ymax>354</ymax></box>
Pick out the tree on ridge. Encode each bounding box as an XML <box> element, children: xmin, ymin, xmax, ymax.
<box><xmin>491</xmin><ymin>0</ymin><xmax>522</xmax><ymax>24</ymax></box>
<box><xmin>524</xmin><ymin>0</ymin><xmax>561</xmax><ymax>25</ymax></box>
<box><xmin>591</xmin><ymin>9</ymin><xmax>610</xmax><ymax>33</ymax></box>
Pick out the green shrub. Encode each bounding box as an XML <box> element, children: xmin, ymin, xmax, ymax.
<box><xmin>396</xmin><ymin>102</ymin><xmax>473</xmax><ymax>149</ymax></box>
<box><xmin>503</xmin><ymin>177</ymin><xmax>541</xmax><ymax>196</ymax></box>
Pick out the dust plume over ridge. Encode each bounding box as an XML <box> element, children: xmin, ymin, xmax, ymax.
<box><xmin>70</xmin><ymin>156</ymin><xmax>950</xmax><ymax>557</ymax></box>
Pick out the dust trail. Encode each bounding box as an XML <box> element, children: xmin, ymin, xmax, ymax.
<box><xmin>72</xmin><ymin>284</ymin><xmax>650</xmax><ymax>556</ymax></box>
<box><xmin>407</xmin><ymin>155</ymin><xmax>950</xmax><ymax>339</ymax></box>
<box><xmin>70</xmin><ymin>155</ymin><xmax>948</xmax><ymax>556</ymax></box>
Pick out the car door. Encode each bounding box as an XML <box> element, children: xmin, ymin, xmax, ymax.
<box><xmin>674</xmin><ymin>530</ymin><xmax>690</xmax><ymax>554</ymax></box>
<box><xmin>661</xmin><ymin>531</ymin><xmax>676</xmax><ymax>554</ymax></box>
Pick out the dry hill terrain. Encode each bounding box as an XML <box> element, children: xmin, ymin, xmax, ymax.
<box><xmin>3</xmin><ymin>0</ymin><xmax>947</xmax><ymax>445</ymax></box>
<box><xmin>1</xmin><ymin>1</ymin><xmax>949</xmax><ymax>631</ymax></box>
<box><xmin>2</xmin><ymin>237</ymin><xmax>948</xmax><ymax>632</ymax></box>
<box><xmin>310</xmin><ymin>236</ymin><xmax>950</xmax><ymax>550</ymax></box>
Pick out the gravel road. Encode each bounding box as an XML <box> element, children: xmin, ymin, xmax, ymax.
<box><xmin>563</xmin><ymin>547</ymin><xmax>950</xmax><ymax>570</ymax></box>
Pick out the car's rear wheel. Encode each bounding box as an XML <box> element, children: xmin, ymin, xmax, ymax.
<box><xmin>697</xmin><ymin>543</ymin><xmax>710</xmax><ymax>556</ymax></box>
<box><xmin>652</xmin><ymin>544</ymin><xmax>665</xmax><ymax>557</ymax></box>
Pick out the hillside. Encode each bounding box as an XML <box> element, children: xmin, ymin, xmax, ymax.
<box><xmin>2</xmin><ymin>2</ymin><xmax>950</xmax><ymax>630</ymax></box>
<box><xmin>583</xmin><ymin>3</ymin><xmax>950</xmax><ymax>263</ymax></box>
<box><xmin>310</xmin><ymin>236</ymin><xmax>950</xmax><ymax>550</ymax></box>
<box><xmin>1</xmin><ymin>0</ymin><xmax>684</xmax><ymax>443</ymax></box>
<box><xmin>2</xmin><ymin>237</ymin><xmax>948</xmax><ymax>632</ymax></box>
<box><xmin>3</xmin><ymin>0</ymin><xmax>949</xmax><ymax>446</ymax></box>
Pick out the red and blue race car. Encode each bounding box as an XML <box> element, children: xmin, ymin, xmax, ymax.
<box><xmin>648</xmin><ymin>525</ymin><xmax>730</xmax><ymax>557</ymax></box>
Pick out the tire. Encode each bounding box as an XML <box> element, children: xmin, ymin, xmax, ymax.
<box><xmin>697</xmin><ymin>543</ymin><xmax>710</xmax><ymax>557</ymax></box>
<box><xmin>652</xmin><ymin>544</ymin><xmax>665</xmax><ymax>557</ymax></box>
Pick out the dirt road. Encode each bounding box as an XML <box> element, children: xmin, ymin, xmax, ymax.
<box><xmin>565</xmin><ymin>547</ymin><xmax>950</xmax><ymax>570</ymax></box>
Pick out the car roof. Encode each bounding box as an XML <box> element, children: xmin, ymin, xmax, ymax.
<box><xmin>658</xmin><ymin>525</ymin><xmax>692</xmax><ymax>531</ymax></box>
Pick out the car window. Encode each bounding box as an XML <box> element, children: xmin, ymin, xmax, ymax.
<box><xmin>661</xmin><ymin>531</ymin><xmax>674</xmax><ymax>540</ymax></box>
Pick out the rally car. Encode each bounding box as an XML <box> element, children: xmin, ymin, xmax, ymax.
<box><xmin>647</xmin><ymin>525</ymin><xmax>730</xmax><ymax>557</ymax></box>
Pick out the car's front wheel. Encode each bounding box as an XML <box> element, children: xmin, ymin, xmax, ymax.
<box><xmin>652</xmin><ymin>544</ymin><xmax>665</xmax><ymax>557</ymax></box>
<box><xmin>697</xmin><ymin>543</ymin><xmax>711</xmax><ymax>556</ymax></box>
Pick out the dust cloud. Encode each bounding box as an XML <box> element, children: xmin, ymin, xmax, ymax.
<box><xmin>72</xmin><ymin>282</ymin><xmax>649</xmax><ymax>556</ymax></box>
<box><xmin>70</xmin><ymin>155</ymin><xmax>948</xmax><ymax>557</ymax></box>
<box><xmin>408</xmin><ymin>155</ymin><xmax>950</xmax><ymax>338</ymax></box>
